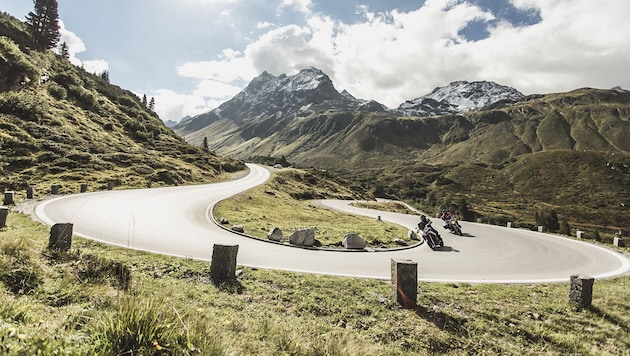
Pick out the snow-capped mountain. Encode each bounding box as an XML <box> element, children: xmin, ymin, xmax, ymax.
<box><xmin>215</xmin><ymin>68</ymin><xmax>366</xmax><ymax>123</ymax></box>
<box><xmin>175</xmin><ymin>68</ymin><xmax>525</xmax><ymax>139</ymax></box>
<box><xmin>397</xmin><ymin>81</ymin><xmax>524</xmax><ymax>117</ymax></box>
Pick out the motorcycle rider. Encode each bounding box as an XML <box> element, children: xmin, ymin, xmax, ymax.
<box><xmin>439</xmin><ymin>209</ymin><xmax>454</xmax><ymax>229</ymax></box>
<box><xmin>418</xmin><ymin>214</ymin><xmax>430</xmax><ymax>231</ymax></box>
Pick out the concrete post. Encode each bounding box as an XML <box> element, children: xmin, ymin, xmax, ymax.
<box><xmin>210</xmin><ymin>244</ymin><xmax>239</xmax><ymax>283</ymax></box>
<box><xmin>3</xmin><ymin>191</ymin><xmax>14</xmax><ymax>205</ymax></box>
<box><xmin>51</xmin><ymin>184</ymin><xmax>61</xmax><ymax>195</ymax></box>
<box><xmin>538</xmin><ymin>226</ymin><xmax>545</xmax><ymax>233</ymax></box>
<box><xmin>48</xmin><ymin>223</ymin><xmax>73</xmax><ymax>251</ymax></box>
<box><xmin>26</xmin><ymin>186</ymin><xmax>34</xmax><ymax>199</ymax></box>
<box><xmin>0</xmin><ymin>206</ymin><xmax>8</xmax><ymax>228</ymax></box>
<box><xmin>507</xmin><ymin>222</ymin><xmax>512</xmax><ymax>228</ymax></box>
<box><xmin>107</xmin><ymin>181</ymin><xmax>114</xmax><ymax>190</ymax></box>
<box><xmin>80</xmin><ymin>183</ymin><xmax>88</xmax><ymax>193</ymax></box>
<box><xmin>391</xmin><ymin>259</ymin><xmax>417</xmax><ymax>309</ymax></box>
<box><xmin>613</xmin><ymin>237</ymin><xmax>625</xmax><ymax>247</ymax></box>
<box><xmin>569</xmin><ymin>275</ymin><xmax>594</xmax><ymax>308</ymax></box>
<box><xmin>576</xmin><ymin>230</ymin><xmax>584</xmax><ymax>239</ymax></box>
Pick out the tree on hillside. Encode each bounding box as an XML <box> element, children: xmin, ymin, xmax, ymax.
<box><xmin>59</xmin><ymin>41</ymin><xmax>69</xmax><ymax>59</ymax></box>
<box><xmin>25</xmin><ymin>0</ymin><xmax>60</xmax><ymax>50</ymax></box>
<box><xmin>148</xmin><ymin>97</ymin><xmax>155</xmax><ymax>111</ymax></box>
<box><xmin>142</xmin><ymin>94</ymin><xmax>148</xmax><ymax>107</ymax></box>
<box><xmin>99</xmin><ymin>70</ymin><xmax>109</xmax><ymax>82</ymax></box>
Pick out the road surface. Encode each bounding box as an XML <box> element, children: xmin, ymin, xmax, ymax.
<box><xmin>35</xmin><ymin>164</ymin><xmax>630</xmax><ymax>283</ymax></box>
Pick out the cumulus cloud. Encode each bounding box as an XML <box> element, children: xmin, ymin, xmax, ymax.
<box><xmin>161</xmin><ymin>0</ymin><xmax>630</xmax><ymax>120</ymax></box>
<box><xmin>57</xmin><ymin>20</ymin><xmax>109</xmax><ymax>75</ymax></box>
<box><xmin>151</xmin><ymin>87</ymin><xmax>238</xmax><ymax>123</ymax></box>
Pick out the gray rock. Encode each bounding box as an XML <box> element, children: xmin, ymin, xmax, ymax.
<box><xmin>267</xmin><ymin>227</ymin><xmax>283</xmax><ymax>241</ymax></box>
<box><xmin>289</xmin><ymin>228</ymin><xmax>315</xmax><ymax>247</ymax></box>
<box><xmin>408</xmin><ymin>229</ymin><xmax>419</xmax><ymax>240</ymax></box>
<box><xmin>232</xmin><ymin>225</ymin><xmax>244</xmax><ymax>233</ymax></box>
<box><xmin>394</xmin><ymin>238</ymin><xmax>408</xmax><ymax>246</ymax></box>
<box><xmin>342</xmin><ymin>233</ymin><xmax>366</xmax><ymax>249</ymax></box>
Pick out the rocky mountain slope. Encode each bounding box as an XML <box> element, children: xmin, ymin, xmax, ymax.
<box><xmin>174</xmin><ymin>68</ymin><xmax>526</xmax><ymax>158</ymax></box>
<box><xmin>0</xmin><ymin>13</ymin><xmax>244</xmax><ymax>193</ymax></box>
<box><xmin>174</xmin><ymin>66</ymin><xmax>629</xmax><ymax>169</ymax></box>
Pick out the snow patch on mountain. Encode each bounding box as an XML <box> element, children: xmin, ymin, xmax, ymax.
<box><xmin>397</xmin><ymin>81</ymin><xmax>524</xmax><ymax>116</ymax></box>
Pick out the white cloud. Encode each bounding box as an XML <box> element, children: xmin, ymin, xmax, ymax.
<box><xmin>57</xmin><ymin>20</ymin><xmax>109</xmax><ymax>75</ymax></box>
<box><xmin>279</xmin><ymin>0</ymin><xmax>312</xmax><ymax>14</ymax></box>
<box><xmin>82</xmin><ymin>60</ymin><xmax>109</xmax><ymax>75</ymax></box>
<box><xmin>151</xmin><ymin>88</ymin><xmax>229</xmax><ymax>123</ymax></box>
<box><xmin>158</xmin><ymin>0</ymin><xmax>630</xmax><ymax>121</ymax></box>
<box><xmin>256</xmin><ymin>21</ymin><xmax>275</xmax><ymax>30</ymax></box>
<box><xmin>177</xmin><ymin>56</ymin><xmax>256</xmax><ymax>83</ymax></box>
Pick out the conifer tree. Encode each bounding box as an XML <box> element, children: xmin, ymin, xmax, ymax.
<box><xmin>148</xmin><ymin>97</ymin><xmax>155</xmax><ymax>111</ymax></box>
<box><xmin>142</xmin><ymin>94</ymin><xmax>148</xmax><ymax>107</ymax></box>
<box><xmin>25</xmin><ymin>0</ymin><xmax>61</xmax><ymax>50</ymax></box>
<box><xmin>99</xmin><ymin>70</ymin><xmax>109</xmax><ymax>82</ymax></box>
<box><xmin>59</xmin><ymin>41</ymin><xmax>69</xmax><ymax>59</ymax></box>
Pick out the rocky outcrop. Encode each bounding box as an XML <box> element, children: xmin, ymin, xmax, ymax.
<box><xmin>267</xmin><ymin>227</ymin><xmax>283</xmax><ymax>242</ymax></box>
<box><xmin>289</xmin><ymin>228</ymin><xmax>315</xmax><ymax>247</ymax></box>
<box><xmin>342</xmin><ymin>233</ymin><xmax>366</xmax><ymax>249</ymax></box>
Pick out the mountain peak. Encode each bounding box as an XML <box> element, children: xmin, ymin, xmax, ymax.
<box><xmin>398</xmin><ymin>80</ymin><xmax>524</xmax><ymax>116</ymax></box>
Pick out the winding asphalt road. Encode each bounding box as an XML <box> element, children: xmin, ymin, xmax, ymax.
<box><xmin>35</xmin><ymin>164</ymin><xmax>630</xmax><ymax>283</ymax></box>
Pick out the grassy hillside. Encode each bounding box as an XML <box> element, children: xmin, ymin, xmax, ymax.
<box><xmin>213</xmin><ymin>168</ymin><xmax>413</xmax><ymax>248</ymax></box>
<box><xmin>183</xmin><ymin>87</ymin><xmax>630</xmax><ymax>170</ymax></box>
<box><xmin>349</xmin><ymin>150</ymin><xmax>630</xmax><ymax>237</ymax></box>
<box><xmin>1</xmin><ymin>206</ymin><xmax>629</xmax><ymax>354</ymax></box>
<box><xmin>0</xmin><ymin>13</ymin><xmax>244</xmax><ymax>194</ymax></box>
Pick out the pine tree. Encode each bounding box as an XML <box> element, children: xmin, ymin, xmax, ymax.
<box><xmin>25</xmin><ymin>0</ymin><xmax>61</xmax><ymax>50</ymax></box>
<box><xmin>148</xmin><ymin>97</ymin><xmax>155</xmax><ymax>111</ymax></box>
<box><xmin>202</xmin><ymin>137</ymin><xmax>209</xmax><ymax>152</ymax></box>
<box><xmin>99</xmin><ymin>70</ymin><xmax>109</xmax><ymax>83</ymax></box>
<box><xmin>142</xmin><ymin>94</ymin><xmax>148</xmax><ymax>107</ymax></box>
<box><xmin>59</xmin><ymin>41</ymin><xmax>69</xmax><ymax>59</ymax></box>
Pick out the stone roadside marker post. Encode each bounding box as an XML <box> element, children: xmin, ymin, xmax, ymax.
<box><xmin>3</xmin><ymin>191</ymin><xmax>14</xmax><ymax>205</ymax></box>
<box><xmin>48</xmin><ymin>223</ymin><xmax>73</xmax><ymax>251</ymax></box>
<box><xmin>51</xmin><ymin>184</ymin><xmax>61</xmax><ymax>195</ymax></box>
<box><xmin>0</xmin><ymin>206</ymin><xmax>8</xmax><ymax>228</ymax></box>
<box><xmin>26</xmin><ymin>186</ymin><xmax>34</xmax><ymax>199</ymax></box>
<box><xmin>613</xmin><ymin>237</ymin><xmax>624</xmax><ymax>247</ymax></box>
<box><xmin>391</xmin><ymin>259</ymin><xmax>417</xmax><ymax>309</ymax></box>
<box><xmin>210</xmin><ymin>244</ymin><xmax>239</xmax><ymax>283</ymax></box>
<box><xmin>569</xmin><ymin>275</ymin><xmax>594</xmax><ymax>308</ymax></box>
<box><xmin>80</xmin><ymin>183</ymin><xmax>88</xmax><ymax>193</ymax></box>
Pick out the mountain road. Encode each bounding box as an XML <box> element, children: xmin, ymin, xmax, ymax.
<box><xmin>34</xmin><ymin>164</ymin><xmax>630</xmax><ymax>283</ymax></box>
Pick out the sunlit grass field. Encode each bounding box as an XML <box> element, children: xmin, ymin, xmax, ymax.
<box><xmin>1</xmin><ymin>188</ymin><xmax>629</xmax><ymax>354</ymax></box>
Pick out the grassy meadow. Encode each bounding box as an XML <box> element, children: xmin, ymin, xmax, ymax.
<box><xmin>2</xmin><ymin>165</ymin><xmax>630</xmax><ymax>355</ymax></box>
<box><xmin>1</xmin><ymin>209</ymin><xmax>629</xmax><ymax>355</ymax></box>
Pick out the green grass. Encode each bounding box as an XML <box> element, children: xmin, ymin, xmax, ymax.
<box><xmin>1</xmin><ymin>211</ymin><xmax>629</xmax><ymax>355</ymax></box>
<box><xmin>213</xmin><ymin>168</ymin><xmax>411</xmax><ymax>247</ymax></box>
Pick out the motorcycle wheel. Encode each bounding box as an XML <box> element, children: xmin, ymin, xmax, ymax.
<box><xmin>427</xmin><ymin>233</ymin><xmax>437</xmax><ymax>250</ymax></box>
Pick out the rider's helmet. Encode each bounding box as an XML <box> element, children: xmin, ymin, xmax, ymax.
<box><xmin>420</xmin><ymin>214</ymin><xmax>427</xmax><ymax>222</ymax></box>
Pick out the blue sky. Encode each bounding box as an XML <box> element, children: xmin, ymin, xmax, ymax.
<box><xmin>2</xmin><ymin>0</ymin><xmax>629</xmax><ymax>122</ymax></box>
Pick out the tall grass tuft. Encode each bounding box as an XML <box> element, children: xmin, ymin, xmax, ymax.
<box><xmin>91</xmin><ymin>296</ymin><xmax>178</xmax><ymax>355</ymax></box>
